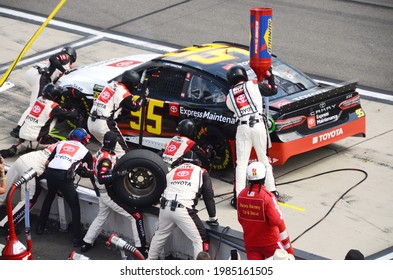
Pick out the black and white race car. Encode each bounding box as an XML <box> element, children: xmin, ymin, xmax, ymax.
<box><xmin>57</xmin><ymin>42</ymin><xmax>366</xmax><ymax>171</ymax></box>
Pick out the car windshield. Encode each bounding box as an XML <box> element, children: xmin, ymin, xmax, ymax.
<box><xmin>269</xmin><ymin>59</ymin><xmax>318</xmax><ymax>100</ymax></box>
<box><xmin>243</xmin><ymin>58</ymin><xmax>318</xmax><ymax>101</ymax></box>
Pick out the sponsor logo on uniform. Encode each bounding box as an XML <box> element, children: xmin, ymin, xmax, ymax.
<box><xmin>236</xmin><ymin>94</ymin><xmax>247</xmax><ymax>105</ymax></box>
<box><xmin>59</xmin><ymin>143</ymin><xmax>79</xmax><ymax>157</ymax></box>
<box><xmin>173</xmin><ymin>168</ymin><xmax>192</xmax><ymax>180</ymax></box>
<box><xmin>29</xmin><ymin>101</ymin><xmax>45</xmax><ymax>118</ymax></box>
<box><xmin>107</xmin><ymin>60</ymin><xmax>141</xmax><ymax>67</ymax></box>
<box><xmin>98</xmin><ymin>87</ymin><xmax>115</xmax><ymax>103</ymax></box>
<box><xmin>312</xmin><ymin>128</ymin><xmax>344</xmax><ymax>144</ymax></box>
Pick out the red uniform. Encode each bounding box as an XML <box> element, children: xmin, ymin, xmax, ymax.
<box><xmin>237</xmin><ymin>183</ymin><xmax>285</xmax><ymax>259</ymax></box>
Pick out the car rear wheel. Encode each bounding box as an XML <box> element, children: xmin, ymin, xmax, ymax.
<box><xmin>196</xmin><ymin>125</ymin><xmax>232</xmax><ymax>171</ymax></box>
<box><xmin>112</xmin><ymin>149</ymin><xmax>168</xmax><ymax>208</ymax></box>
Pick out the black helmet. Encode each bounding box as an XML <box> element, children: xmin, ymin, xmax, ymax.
<box><xmin>181</xmin><ymin>150</ymin><xmax>201</xmax><ymax>166</ymax></box>
<box><xmin>122</xmin><ymin>70</ymin><xmax>140</xmax><ymax>91</ymax></box>
<box><xmin>62</xmin><ymin>46</ymin><xmax>77</xmax><ymax>63</ymax></box>
<box><xmin>42</xmin><ymin>84</ymin><xmax>63</xmax><ymax>102</ymax></box>
<box><xmin>67</xmin><ymin>128</ymin><xmax>90</xmax><ymax>145</ymax></box>
<box><xmin>176</xmin><ymin>119</ymin><xmax>196</xmax><ymax>139</ymax></box>
<box><xmin>226</xmin><ymin>65</ymin><xmax>248</xmax><ymax>87</ymax></box>
<box><xmin>103</xmin><ymin>131</ymin><xmax>118</xmax><ymax>152</ymax></box>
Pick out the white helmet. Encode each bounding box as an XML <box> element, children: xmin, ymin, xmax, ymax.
<box><xmin>246</xmin><ymin>162</ymin><xmax>266</xmax><ymax>181</ymax></box>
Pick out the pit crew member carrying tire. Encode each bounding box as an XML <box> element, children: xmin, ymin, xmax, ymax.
<box><xmin>11</xmin><ymin>46</ymin><xmax>77</xmax><ymax>138</ymax></box>
<box><xmin>87</xmin><ymin>70</ymin><xmax>143</xmax><ymax>158</ymax></box>
<box><xmin>225</xmin><ymin>65</ymin><xmax>278</xmax><ymax>209</ymax></box>
<box><xmin>147</xmin><ymin>151</ymin><xmax>218</xmax><ymax>260</ymax></box>
<box><xmin>81</xmin><ymin>131</ymin><xmax>147</xmax><ymax>255</ymax></box>
<box><xmin>162</xmin><ymin>119</ymin><xmax>212</xmax><ymax>169</ymax></box>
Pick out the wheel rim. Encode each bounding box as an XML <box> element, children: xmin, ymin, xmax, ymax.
<box><xmin>122</xmin><ymin>167</ymin><xmax>155</xmax><ymax>197</ymax></box>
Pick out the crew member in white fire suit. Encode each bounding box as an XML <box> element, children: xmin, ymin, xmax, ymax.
<box><xmin>36</xmin><ymin>128</ymin><xmax>93</xmax><ymax>247</ymax></box>
<box><xmin>162</xmin><ymin>119</ymin><xmax>212</xmax><ymax>169</ymax></box>
<box><xmin>87</xmin><ymin>70</ymin><xmax>143</xmax><ymax>158</ymax></box>
<box><xmin>81</xmin><ymin>131</ymin><xmax>147</xmax><ymax>255</ymax></box>
<box><xmin>0</xmin><ymin>84</ymin><xmax>78</xmax><ymax>158</ymax></box>
<box><xmin>147</xmin><ymin>151</ymin><xmax>218</xmax><ymax>260</ymax></box>
<box><xmin>225</xmin><ymin>65</ymin><xmax>278</xmax><ymax>209</ymax></box>
<box><xmin>0</xmin><ymin>141</ymin><xmax>60</xmax><ymax>234</ymax></box>
<box><xmin>11</xmin><ymin>46</ymin><xmax>77</xmax><ymax>138</ymax></box>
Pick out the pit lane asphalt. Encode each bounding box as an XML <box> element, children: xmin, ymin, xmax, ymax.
<box><xmin>1</xmin><ymin>14</ymin><xmax>393</xmax><ymax>260</ymax></box>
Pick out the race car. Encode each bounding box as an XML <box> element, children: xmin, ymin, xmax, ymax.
<box><xmin>57</xmin><ymin>42</ymin><xmax>366</xmax><ymax>170</ymax></box>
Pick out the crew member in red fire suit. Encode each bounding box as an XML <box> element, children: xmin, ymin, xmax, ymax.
<box><xmin>237</xmin><ymin>162</ymin><xmax>288</xmax><ymax>260</ymax></box>
<box><xmin>36</xmin><ymin>128</ymin><xmax>93</xmax><ymax>247</ymax></box>
<box><xmin>162</xmin><ymin>119</ymin><xmax>212</xmax><ymax>169</ymax></box>
<box><xmin>225</xmin><ymin>65</ymin><xmax>278</xmax><ymax>208</ymax></box>
<box><xmin>87</xmin><ymin>70</ymin><xmax>143</xmax><ymax>158</ymax></box>
<box><xmin>0</xmin><ymin>141</ymin><xmax>60</xmax><ymax>234</ymax></box>
<box><xmin>0</xmin><ymin>84</ymin><xmax>78</xmax><ymax>158</ymax></box>
<box><xmin>147</xmin><ymin>151</ymin><xmax>218</xmax><ymax>260</ymax></box>
<box><xmin>81</xmin><ymin>131</ymin><xmax>147</xmax><ymax>255</ymax></box>
<box><xmin>11</xmin><ymin>46</ymin><xmax>77</xmax><ymax>138</ymax></box>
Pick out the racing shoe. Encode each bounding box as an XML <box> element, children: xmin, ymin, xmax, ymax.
<box><xmin>137</xmin><ymin>247</ymin><xmax>149</xmax><ymax>259</ymax></box>
<box><xmin>0</xmin><ymin>145</ymin><xmax>17</xmax><ymax>158</ymax></box>
<box><xmin>80</xmin><ymin>241</ymin><xmax>94</xmax><ymax>253</ymax></box>
<box><xmin>10</xmin><ymin>125</ymin><xmax>20</xmax><ymax>138</ymax></box>
<box><xmin>73</xmin><ymin>238</ymin><xmax>84</xmax><ymax>248</ymax></box>
<box><xmin>230</xmin><ymin>197</ymin><xmax>237</xmax><ymax>209</ymax></box>
<box><xmin>36</xmin><ymin>224</ymin><xmax>50</xmax><ymax>235</ymax></box>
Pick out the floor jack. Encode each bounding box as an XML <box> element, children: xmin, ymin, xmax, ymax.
<box><xmin>1</xmin><ymin>168</ymin><xmax>37</xmax><ymax>260</ymax></box>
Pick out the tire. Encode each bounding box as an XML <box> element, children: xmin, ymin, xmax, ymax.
<box><xmin>111</xmin><ymin>149</ymin><xmax>168</xmax><ymax>208</ymax></box>
<box><xmin>196</xmin><ymin>125</ymin><xmax>232</xmax><ymax>171</ymax></box>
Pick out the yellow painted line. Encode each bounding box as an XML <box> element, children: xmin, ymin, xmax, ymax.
<box><xmin>0</xmin><ymin>0</ymin><xmax>67</xmax><ymax>88</ymax></box>
<box><xmin>279</xmin><ymin>202</ymin><xmax>305</xmax><ymax>212</ymax></box>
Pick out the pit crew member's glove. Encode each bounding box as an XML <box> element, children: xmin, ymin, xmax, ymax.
<box><xmin>271</xmin><ymin>191</ymin><xmax>280</xmax><ymax>200</ymax></box>
<box><xmin>206</xmin><ymin>217</ymin><xmax>219</xmax><ymax>227</ymax></box>
<box><xmin>258</xmin><ymin>67</ymin><xmax>278</xmax><ymax>97</ymax></box>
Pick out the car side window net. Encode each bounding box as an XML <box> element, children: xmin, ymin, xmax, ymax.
<box><xmin>187</xmin><ymin>75</ymin><xmax>226</xmax><ymax>103</ymax></box>
<box><xmin>147</xmin><ymin>67</ymin><xmax>186</xmax><ymax>99</ymax></box>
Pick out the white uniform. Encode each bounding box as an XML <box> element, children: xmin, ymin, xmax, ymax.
<box><xmin>148</xmin><ymin>163</ymin><xmax>216</xmax><ymax>260</ymax></box>
<box><xmin>0</xmin><ymin>142</ymin><xmax>59</xmax><ymax>227</ymax></box>
<box><xmin>48</xmin><ymin>140</ymin><xmax>89</xmax><ymax>170</ymax></box>
<box><xmin>83</xmin><ymin>149</ymin><xmax>145</xmax><ymax>248</ymax></box>
<box><xmin>162</xmin><ymin>136</ymin><xmax>195</xmax><ymax>167</ymax></box>
<box><xmin>87</xmin><ymin>81</ymin><xmax>131</xmax><ymax>158</ymax></box>
<box><xmin>226</xmin><ymin>80</ymin><xmax>276</xmax><ymax>196</ymax></box>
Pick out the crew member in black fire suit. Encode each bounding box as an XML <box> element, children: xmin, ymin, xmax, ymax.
<box><xmin>11</xmin><ymin>46</ymin><xmax>77</xmax><ymax>138</ymax></box>
<box><xmin>81</xmin><ymin>131</ymin><xmax>147</xmax><ymax>255</ymax></box>
<box><xmin>147</xmin><ymin>151</ymin><xmax>218</xmax><ymax>260</ymax></box>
